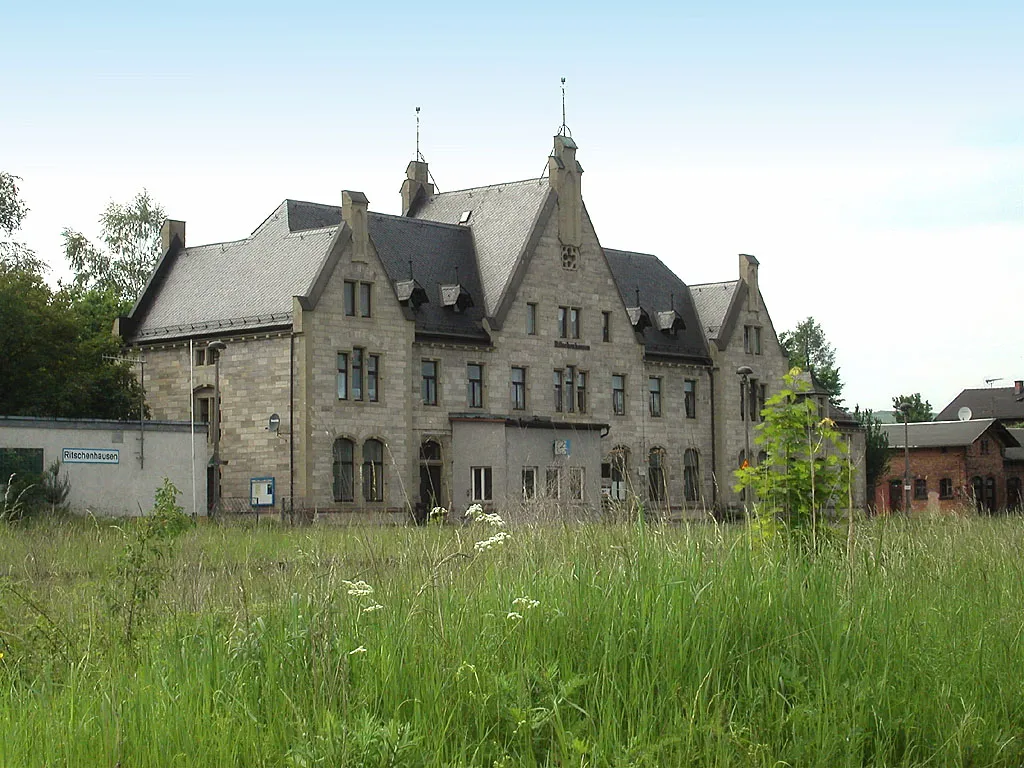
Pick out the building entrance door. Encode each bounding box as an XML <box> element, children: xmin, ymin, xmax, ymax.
<box><xmin>417</xmin><ymin>440</ymin><xmax>443</xmax><ymax>524</ymax></box>
<box><xmin>888</xmin><ymin>479</ymin><xmax>902</xmax><ymax>512</ymax></box>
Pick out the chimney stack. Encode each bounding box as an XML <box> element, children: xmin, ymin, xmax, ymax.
<box><xmin>401</xmin><ymin>161</ymin><xmax>433</xmax><ymax>216</ymax></box>
<box><xmin>160</xmin><ymin>219</ymin><xmax>185</xmax><ymax>254</ymax></box>
<box><xmin>341</xmin><ymin>191</ymin><xmax>370</xmax><ymax>262</ymax></box>
<box><xmin>548</xmin><ymin>135</ymin><xmax>583</xmax><ymax>247</ymax></box>
<box><xmin>739</xmin><ymin>253</ymin><xmax>759</xmax><ymax>311</ymax></box>
<box><xmin>1015</xmin><ymin>380</ymin><xmax>1023</xmax><ymax>396</ymax></box>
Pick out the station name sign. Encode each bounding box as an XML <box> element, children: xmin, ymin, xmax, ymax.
<box><xmin>62</xmin><ymin>448</ymin><xmax>120</xmax><ymax>464</ymax></box>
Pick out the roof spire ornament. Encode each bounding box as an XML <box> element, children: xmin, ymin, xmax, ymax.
<box><xmin>415</xmin><ymin>106</ymin><xmax>425</xmax><ymax>162</ymax></box>
<box><xmin>558</xmin><ymin>77</ymin><xmax>572</xmax><ymax>137</ymax></box>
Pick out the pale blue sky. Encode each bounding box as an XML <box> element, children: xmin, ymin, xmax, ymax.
<box><xmin>3</xmin><ymin>1</ymin><xmax>1022</xmax><ymax>411</ymax></box>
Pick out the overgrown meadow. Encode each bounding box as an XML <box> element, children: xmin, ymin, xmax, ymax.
<box><xmin>3</xmin><ymin>511</ymin><xmax>1024</xmax><ymax>767</ymax></box>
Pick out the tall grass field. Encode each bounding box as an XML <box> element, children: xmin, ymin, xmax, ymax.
<box><xmin>2</xmin><ymin>514</ymin><xmax>1024</xmax><ymax>766</ymax></box>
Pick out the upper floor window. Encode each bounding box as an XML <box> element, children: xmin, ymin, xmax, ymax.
<box><xmin>558</xmin><ymin>306</ymin><xmax>581</xmax><ymax>339</ymax></box>
<box><xmin>345</xmin><ymin>280</ymin><xmax>373</xmax><ymax>317</ymax></box>
<box><xmin>612</xmin><ymin>374</ymin><xmax>625</xmax><ymax>416</ymax></box>
<box><xmin>422</xmin><ymin>360</ymin><xmax>438</xmax><ymax>406</ymax></box>
<box><xmin>511</xmin><ymin>366</ymin><xmax>526</xmax><ymax>410</ymax></box>
<box><xmin>553</xmin><ymin>369</ymin><xmax>563</xmax><ymax>412</ymax></box>
<box><xmin>337</xmin><ymin>353</ymin><xmax>349</xmax><ymax>400</ymax></box>
<box><xmin>575</xmin><ymin>370</ymin><xmax>587</xmax><ymax>413</ymax></box>
<box><xmin>602</xmin><ymin>311</ymin><xmax>611</xmax><ymax>342</ymax></box>
<box><xmin>649</xmin><ymin>377</ymin><xmax>662</xmax><ymax>418</ymax></box>
<box><xmin>526</xmin><ymin>303</ymin><xmax>537</xmax><ymax>335</ymax></box>
<box><xmin>744</xmin><ymin>325</ymin><xmax>762</xmax><ymax>355</ymax></box>
<box><xmin>684</xmin><ymin>379</ymin><xmax>696</xmax><ymax>419</ymax></box>
<box><xmin>980</xmin><ymin>439</ymin><xmax>990</xmax><ymax>455</ymax></box>
<box><xmin>467</xmin><ymin>363</ymin><xmax>484</xmax><ymax>408</ymax></box>
<box><xmin>339</xmin><ymin>348</ymin><xmax>380</xmax><ymax>402</ymax></box>
<box><xmin>554</xmin><ymin>366</ymin><xmax>586</xmax><ymax>413</ymax></box>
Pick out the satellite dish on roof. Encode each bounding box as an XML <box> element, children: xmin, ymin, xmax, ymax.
<box><xmin>958</xmin><ymin>406</ymin><xmax>973</xmax><ymax>421</ymax></box>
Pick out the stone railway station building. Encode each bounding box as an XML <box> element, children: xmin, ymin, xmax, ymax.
<box><xmin>116</xmin><ymin>133</ymin><xmax>864</xmax><ymax>521</ymax></box>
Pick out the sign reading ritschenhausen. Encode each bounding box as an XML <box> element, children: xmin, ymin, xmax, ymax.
<box><xmin>62</xmin><ymin>448</ymin><xmax>119</xmax><ymax>464</ymax></box>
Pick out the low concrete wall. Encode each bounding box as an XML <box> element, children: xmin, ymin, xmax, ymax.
<box><xmin>0</xmin><ymin>416</ymin><xmax>209</xmax><ymax>517</ymax></box>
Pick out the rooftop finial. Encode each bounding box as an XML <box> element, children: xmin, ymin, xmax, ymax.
<box><xmin>415</xmin><ymin>106</ymin><xmax>424</xmax><ymax>162</ymax></box>
<box><xmin>670</xmin><ymin>292</ymin><xmax>675</xmax><ymax>311</ymax></box>
<box><xmin>408</xmin><ymin>259</ymin><xmax>414</xmax><ymax>280</ymax></box>
<box><xmin>558</xmin><ymin>77</ymin><xmax>572</xmax><ymax>137</ymax></box>
<box><xmin>635</xmin><ymin>285</ymin><xmax>640</xmax><ymax>306</ymax></box>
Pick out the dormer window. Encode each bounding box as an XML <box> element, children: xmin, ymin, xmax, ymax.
<box><xmin>626</xmin><ymin>306</ymin><xmax>652</xmax><ymax>332</ymax></box>
<box><xmin>440</xmin><ymin>283</ymin><xmax>473</xmax><ymax>313</ymax></box>
<box><xmin>655</xmin><ymin>309</ymin><xmax>685</xmax><ymax>336</ymax></box>
<box><xmin>561</xmin><ymin>244</ymin><xmax>579</xmax><ymax>270</ymax></box>
<box><xmin>395</xmin><ymin>278</ymin><xmax>428</xmax><ymax>309</ymax></box>
<box><xmin>459</xmin><ymin>210</ymin><xmax>472</xmax><ymax>225</ymax></box>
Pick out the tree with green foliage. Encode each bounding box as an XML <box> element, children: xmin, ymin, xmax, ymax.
<box><xmin>735</xmin><ymin>367</ymin><xmax>852</xmax><ymax>551</ymax></box>
<box><xmin>779</xmin><ymin>317</ymin><xmax>843</xmax><ymax>407</ymax></box>
<box><xmin>892</xmin><ymin>393</ymin><xmax>934</xmax><ymax>423</ymax></box>
<box><xmin>62</xmin><ymin>190</ymin><xmax>165</xmax><ymax>304</ymax></box>
<box><xmin>0</xmin><ymin>172</ymin><xmax>43</xmax><ymax>273</ymax></box>
<box><xmin>854</xmin><ymin>406</ymin><xmax>890</xmax><ymax>503</ymax></box>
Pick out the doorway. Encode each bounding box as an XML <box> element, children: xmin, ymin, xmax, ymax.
<box><xmin>417</xmin><ymin>440</ymin><xmax>443</xmax><ymax>524</ymax></box>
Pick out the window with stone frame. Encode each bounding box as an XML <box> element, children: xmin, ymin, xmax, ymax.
<box><xmin>744</xmin><ymin>325</ymin><xmax>762</xmax><ymax>355</ymax></box>
<box><xmin>683</xmin><ymin>448</ymin><xmax>700</xmax><ymax>502</ymax></box>
<box><xmin>649</xmin><ymin>377</ymin><xmax>662</xmax><ymax>418</ymax></box>
<box><xmin>684</xmin><ymin>379</ymin><xmax>696</xmax><ymax>419</ymax></box>
<box><xmin>602</xmin><ymin>311</ymin><xmax>611</xmax><ymax>342</ymax></box>
<box><xmin>362</xmin><ymin>439</ymin><xmax>384</xmax><ymax>502</ymax></box>
<box><xmin>561</xmin><ymin>244</ymin><xmax>579</xmax><ymax>270</ymax></box>
<box><xmin>421</xmin><ymin>360</ymin><xmax>438</xmax><ymax>406</ymax></box>
<box><xmin>569</xmin><ymin>467</ymin><xmax>585</xmax><ymax>500</ymax></box>
<box><xmin>467</xmin><ymin>363</ymin><xmax>484</xmax><ymax>408</ymax></box>
<box><xmin>612</xmin><ymin>374</ymin><xmax>625</xmax><ymax>416</ymax></box>
<box><xmin>522</xmin><ymin>467</ymin><xmax>537</xmax><ymax>500</ymax></box>
<box><xmin>332</xmin><ymin>438</ymin><xmax>355</xmax><ymax>502</ymax></box>
<box><xmin>546</xmin><ymin>466</ymin><xmax>561</xmax><ymax>499</ymax></box>
<box><xmin>511</xmin><ymin>366</ymin><xmax>527</xmax><ymax>410</ymax></box>
<box><xmin>526</xmin><ymin>303</ymin><xmax>537</xmax><ymax>335</ymax></box>
<box><xmin>553</xmin><ymin>369</ymin><xmax>564</xmax><ymax>412</ymax></box>
<box><xmin>648</xmin><ymin>447</ymin><xmax>666</xmax><ymax>502</ymax></box>
<box><xmin>558</xmin><ymin>306</ymin><xmax>581</xmax><ymax>339</ymax></box>
<box><xmin>339</xmin><ymin>348</ymin><xmax>381</xmax><ymax>403</ymax></box>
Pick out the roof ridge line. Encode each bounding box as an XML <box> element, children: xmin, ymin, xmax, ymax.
<box><xmin>369</xmin><ymin>211</ymin><xmax>467</xmax><ymax>231</ymax></box>
<box><xmin>427</xmin><ymin>177</ymin><xmax>549</xmax><ymax>198</ymax></box>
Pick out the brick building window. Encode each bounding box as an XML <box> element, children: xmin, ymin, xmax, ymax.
<box><xmin>612</xmin><ymin>374</ymin><xmax>625</xmax><ymax>416</ymax></box>
<box><xmin>511</xmin><ymin>367</ymin><xmax>526</xmax><ymax>410</ymax></box>
<box><xmin>649</xmin><ymin>377</ymin><xmax>662</xmax><ymax>417</ymax></box>
<box><xmin>332</xmin><ymin>438</ymin><xmax>354</xmax><ymax>502</ymax></box>
<box><xmin>684</xmin><ymin>379</ymin><xmax>696</xmax><ymax>419</ymax></box>
<box><xmin>421</xmin><ymin>360</ymin><xmax>438</xmax><ymax>405</ymax></box>
<box><xmin>362</xmin><ymin>439</ymin><xmax>384</xmax><ymax>502</ymax></box>
<box><xmin>467</xmin><ymin>363</ymin><xmax>484</xmax><ymax>408</ymax></box>
<box><xmin>939</xmin><ymin>478</ymin><xmax>953</xmax><ymax>499</ymax></box>
<box><xmin>1008</xmin><ymin>477</ymin><xmax>1023</xmax><ymax>509</ymax></box>
<box><xmin>914</xmin><ymin>478</ymin><xmax>927</xmax><ymax>500</ymax></box>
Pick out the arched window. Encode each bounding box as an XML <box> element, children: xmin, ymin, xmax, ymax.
<box><xmin>684</xmin><ymin>449</ymin><xmax>700</xmax><ymax>502</ymax></box>
<box><xmin>648</xmin><ymin>447</ymin><xmax>666</xmax><ymax>502</ymax></box>
<box><xmin>984</xmin><ymin>476</ymin><xmax>997</xmax><ymax>513</ymax></box>
<box><xmin>332</xmin><ymin>438</ymin><xmax>354</xmax><ymax>502</ymax></box>
<box><xmin>363</xmin><ymin>439</ymin><xmax>384</xmax><ymax>502</ymax></box>
<box><xmin>971</xmin><ymin>476</ymin><xmax>983</xmax><ymax>512</ymax></box>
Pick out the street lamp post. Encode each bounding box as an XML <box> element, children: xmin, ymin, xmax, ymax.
<box><xmin>898</xmin><ymin>402</ymin><xmax>911</xmax><ymax>513</ymax></box>
<box><xmin>736</xmin><ymin>365</ymin><xmax>754</xmax><ymax>517</ymax></box>
<box><xmin>208</xmin><ymin>340</ymin><xmax>227</xmax><ymax>516</ymax></box>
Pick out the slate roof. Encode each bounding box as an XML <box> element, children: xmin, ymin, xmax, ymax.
<box><xmin>1007</xmin><ymin>429</ymin><xmax>1024</xmax><ymax>463</ymax></box>
<box><xmin>689</xmin><ymin>280</ymin><xmax>739</xmax><ymax>342</ymax></box>
<box><xmin>881</xmin><ymin>419</ymin><xmax>1021</xmax><ymax>449</ymax></box>
<box><xmin>604</xmin><ymin>249</ymin><xmax>712</xmax><ymax>364</ymax></box>
<box><xmin>411</xmin><ymin>178</ymin><xmax>551</xmax><ymax>317</ymax></box>
<box><xmin>130</xmin><ymin>201</ymin><xmax>331</xmax><ymax>341</ymax></box>
<box><xmin>936</xmin><ymin>387</ymin><xmax>1024</xmax><ymax>422</ymax></box>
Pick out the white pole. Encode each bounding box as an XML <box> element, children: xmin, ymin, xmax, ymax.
<box><xmin>190</xmin><ymin>339</ymin><xmax>197</xmax><ymax>519</ymax></box>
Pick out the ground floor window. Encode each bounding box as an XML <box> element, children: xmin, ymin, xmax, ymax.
<box><xmin>914</xmin><ymin>478</ymin><xmax>927</xmax><ymax>500</ymax></box>
<box><xmin>569</xmin><ymin>467</ymin><xmax>585</xmax><ymax>500</ymax></box>
<box><xmin>1008</xmin><ymin>477</ymin><xmax>1023</xmax><ymax>510</ymax></box>
<box><xmin>546</xmin><ymin>467</ymin><xmax>561</xmax><ymax>499</ymax></box>
<box><xmin>648</xmin><ymin>447</ymin><xmax>666</xmax><ymax>502</ymax></box>
<box><xmin>472</xmin><ymin>466</ymin><xmax>493</xmax><ymax>502</ymax></box>
<box><xmin>684</xmin><ymin>449</ymin><xmax>700</xmax><ymax>502</ymax></box>
<box><xmin>362</xmin><ymin>439</ymin><xmax>384</xmax><ymax>502</ymax></box>
<box><xmin>522</xmin><ymin>467</ymin><xmax>537</xmax><ymax>500</ymax></box>
<box><xmin>332</xmin><ymin>438</ymin><xmax>354</xmax><ymax>501</ymax></box>
<box><xmin>939</xmin><ymin>478</ymin><xmax>953</xmax><ymax>499</ymax></box>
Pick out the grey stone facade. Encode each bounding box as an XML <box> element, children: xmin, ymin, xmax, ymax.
<box><xmin>117</xmin><ymin>133</ymin><xmax>865</xmax><ymax>521</ymax></box>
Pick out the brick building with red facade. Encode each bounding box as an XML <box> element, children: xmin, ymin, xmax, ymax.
<box><xmin>876</xmin><ymin>420</ymin><xmax>1024</xmax><ymax>513</ymax></box>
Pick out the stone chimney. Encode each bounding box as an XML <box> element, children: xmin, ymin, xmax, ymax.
<box><xmin>401</xmin><ymin>161</ymin><xmax>433</xmax><ymax>216</ymax></box>
<box><xmin>160</xmin><ymin>219</ymin><xmax>185</xmax><ymax>253</ymax></box>
<box><xmin>548</xmin><ymin>135</ymin><xmax>583</xmax><ymax>247</ymax></box>
<box><xmin>1015</xmin><ymin>379</ymin><xmax>1023</xmax><ymax>397</ymax></box>
<box><xmin>739</xmin><ymin>253</ymin><xmax>759</xmax><ymax>311</ymax></box>
<box><xmin>341</xmin><ymin>191</ymin><xmax>369</xmax><ymax>262</ymax></box>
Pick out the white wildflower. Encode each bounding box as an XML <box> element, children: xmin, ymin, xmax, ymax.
<box><xmin>506</xmin><ymin>611</ymin><xmax>523</xmax><ymax>621</ymax></box>
<box><xmin>342</xmin><ymin>580</ymin><xmax>374</xmax><ymax>597</ymax></box>
<box><xmin>348</xmin><ymin>646</ymin><xmax>367</xmax><ymax>655</ymax></box>
<box><xmin>512</xmin><ymin>597</ymin><xmax>540</xmax><ymax>610</ymax></box>
<box><xmin>362</xmin><ymin>603</ymin><xmax>385</xmax><ymax>614</ymax></box>
<box><xmin>474</xmin><ymin>531</ymin><xmax>511</xmax><ymax>552</ymax></box>
<box><xmin>429</xmin><ymin>506</ymin><xmax>448</xmax><ymax>521</ymax></box>
<box><xmin>465</xmin><ymin>503</ymin><xmax>483</xmax><ymax>518</ymax></box>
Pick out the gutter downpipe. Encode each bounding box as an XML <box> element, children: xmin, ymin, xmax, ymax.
<box><xmin>289</xmin><ymin>331</ymin><xmax>295</xmax><ymax>525</ymax></box>
<box><xmin>709</xmin><ymin>366</ymin><xmax>717</xmax><ymax>508</ymax></box>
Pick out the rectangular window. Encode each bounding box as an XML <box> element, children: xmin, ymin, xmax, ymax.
<box><xmin>744</xmin><ymin>325</ymin><xmax>762</xmax><ymax>355</ymax></box>
<box><xmin>565</xmin><ymin>366</ymin><xmax>576</xmax><ymax>413</ymax></box>
<box><xmin>649</xmin><ymin>377</ymin><xmax>662</xmax><ymax>418</ymax></box>
<box><xmin>740</xmin><ymin>381</ymin><xmax>745</xmax><ymax>420</ymax></box>
<box><xmin>351</xmin><ymin>348</ymin><xmax>363</xmax><ymax>401</ymax></box>
<box><xmin>511</xmin><ymin>366</ymin><xmax>526</xmax><ymax>410</ymax></box>
<box><xmin>558</xmin><ymin>306</ymin><xmax>567</xmax><ymax>338</ymax></box>
<box><xmin>337</xmin><ymin>352</ymin><xmax>349</xmax><ymax>400</ymax></box>
<box><xmin>526</xmin><ymin>303</ymin><xmax>537</xmax><ymax>335</ymax></box>
<box><xmin>344</xmin><ymin>281</ymin><xmax>356</xmax><ymax>316</ymax></box>
<box><xmin>939</xmin><ymin>478</ymin><xmax>953</xmax><ymax>499</ymax></box>
<box><xmin>576</xmin><ymin>370</ymin><xmax>587</xmax><ymax>413</ymax></box>
<box><xmin>914</xmin><ymin>478</ymin><xmax>928</xmax><ymax>500</ymax></box>
<box><xmin>602</xmin><ymin>311</ymin><xmax>611</xmax><ymax>342</ymax></box>
<box><xmin>194</xmin><ymin>347</ymin><xmax>207</xmax><ymax>367</ymax></box>
<box><xmin>612</xmin><ymin>374</ymin><xmax>625</xmax><ymax>416</ymax></box>
<box><xmin>367</xmin><ymin>354</ymin><xmax>379</xmax><ymax>402</ymax></box>
<box><xmin>421</xmin><ymin>360</ymin><xmax>438</xmax><ymax>406</ymax></box>
<box><xmin>570</xmin><ymin>307</ymin><xmax>580</xmax><ymax>339</ymax></box>
<box><xmin>684</xmin><ymin>379</ymin><xmax>696</xmax><ymax>419</ymax></box>
<box><xmin>748</xmin><ymin>378</ymin><xmax>759</xmax><ymax>422</ymax></box>
<box><xmin>472</xmin><ymin>466</ymin><xmax>493</xmax><ymax>502</ymax></box>
<box><xmin>468</xmin><ymin>363</ymin><xmax>483</xmax><ymax>408</ymax></box>
<box><xmin>569</xmin><ymin>467</ymin><xmax>584</xmax><ymax>500</ymax></box>
<box><xmin>758</xmin><ymin>384</ymin><xmax>767</xmax><ymax>422</ymax></box>
<box><xmin>553</xmin><ymin>369</ymin><xmax>563</xmax><ymax>412</ymax></box>
<box><xmin>546</xmin><ymin>467</ymin><xmax>561</xmax><ymax>499</ymax></box>
<box><xmin>196</xmin><ymin>396</ymin><xmax>212</xmax><ymax>425</ymax></box>
<box><xmin>523</xmin><ymin>467</ymin><xmax>537</xmax><ymax>500</ymax></box>
<box><xmin>360</xmin><ymin>282</ymin><xmax>372</xmax><ymax>317</ymax></box>
<box><xmin>558</xmin><ymin>306</ymin><xmax>581</xmax><ymax>339</ymax></box>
